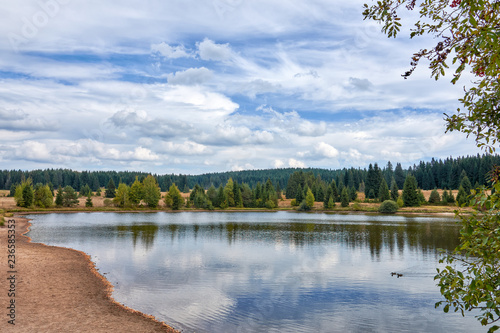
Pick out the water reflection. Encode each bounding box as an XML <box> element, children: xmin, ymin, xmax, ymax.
<box><xmin>112</xmin><ymin>220</ymin><xmax>460</xmax><ymax>261</ymax></box>
<box><xmin>26</xmin><ymin>212</ymin><xmax>482</xmax><ymax>333</ymax></box>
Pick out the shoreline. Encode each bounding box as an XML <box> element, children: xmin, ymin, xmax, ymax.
<box><xmin>0</xmin><ymin>216</ymin><xmax>179</xmax><ymax>333</ymax></box>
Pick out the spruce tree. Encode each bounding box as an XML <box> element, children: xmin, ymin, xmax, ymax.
<box><xmin>341</xmin><ymin>187</ymin><xmax>350</xmax><ymax>207</ymax></box>
<box><xmin>62</xmin><ymin>186</ymin><xmax>79</xmax><ymax>207</ymax></box>
<box><xmin>105</xmin><ymin>178</ymin><xmax>116</xmax><ymax>198</ymax></box>
<box><xmin>22</xmin><ymin>182</ymin><xmax>34</xmax><ymax>207</ymax></box>
<box><xmin>402</xmin><ymin>174</ymin><xmax>420</xmax><ymax>207</ymax></box>
<box><xmin>85</xmin><ymin>194</ymin><xmax>93</xmax><ymax>207</ymax></box>
<box><xmin>207</xmin><ymin>185</ymin><xmax>218</xmax><ymax>207</ymax></box>
<box><xmin>296</xmin><ymin>184</ymin><xmax>304</xmax><ymax>203</ymax></box>
<box><xmin>327</xmin><ymin>196</ymin><xmax>335</xmax><ymax>209</ymax></box>
<box><xmin>394</xmin><ymin>163</ymin><xmax>405</xmax><ymax>189</ymax></box>
<box><xmin>55</xmin><ymin>187</ymin><xmax>63</xmax><ymax>206</ymax></box>
<box><xmin>330</xmin><ymin>180</ymin><xmax>338</xmax><ymax>202</ymax></box>
<box><xmin>390</xmin><ymin>177</ymin><xmax>399</xmax><ymax>201</ymax></box>
<box><xmin>378</xmin><ymin>178</ymin><xmax>390</xmax><ymax>202</ymax></box>
<box><xmin>456</xmin><ymin>186</ymin><xmax>468</xmax><ymax>206</ymax></box>
<box><xmin>349</xmin><ymin>186</ymin><xmax>358</xmax><ymax>201</ymax></box>
<box><xmin>428</xmin><ymin>189</ymin><xmax>441</xmax><ymax>204</ymax></box>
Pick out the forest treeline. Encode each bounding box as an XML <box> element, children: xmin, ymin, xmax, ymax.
<box><xmin>1</xmin><ymin>154</ymin><xmax>499</xmax><ymax>194</ymax></box>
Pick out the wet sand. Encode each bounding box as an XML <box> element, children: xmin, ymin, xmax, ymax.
<box><xmin>0</xmin><ymin>216</ymin><xmax>179</xmax><ymax>333</ymax></box>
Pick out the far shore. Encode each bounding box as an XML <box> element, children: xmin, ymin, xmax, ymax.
<box><xmin>0</xmin><ymin>188</ymin><xmax>466</xmax><ymax>216</ymax></box>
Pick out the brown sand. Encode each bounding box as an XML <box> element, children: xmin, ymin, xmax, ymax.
<box><xmin>0</xmin><ymin>216</ymin><xmax>179</xmax><ymax>333</ymax></box>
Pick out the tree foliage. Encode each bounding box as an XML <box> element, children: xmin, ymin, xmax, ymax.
<box><xmin>165</xmin><ymin>183</ymin><xmax>183</xmax><ymax>210</ymax></box>
<box><xmin>435</xmin><ymin>181</ymin><xmax>500</xmax><ymax>332</ymax></box>
<box><xmin>402</xmin><ymin>174</ymin><xmax>420</xmax><ymax>207</ymax></box>
<box><xmin>105</xmin><ymin>178</ymin><xmax>116</xmax><ymax>198</ymax></box>
<box><xmin>61</xmin><ymin>186</ymin><xmax>79</xmax><ymax>207</ymax></box>
<box><xmin>34</xmin><ymin>183</ymin><xmax>53</xmax><ymax>208</ymax></box>
<box><xmin>379</xmin><ymin>200</ymin><xmax>399</xmax><ymax>213</ymax></box>
<box><xmin>142</xmin><ymin>175</ymin><xmax>161</xmax><ymax>208</ymax></box>
<box><xmin>363</xmin><ymin>0</ymin><xmax>500</xmax><ymax>152</ymax></box>
<box><xmin>114</xmin><ymin>183</ymin><xmax>130</xmax><ymax>208</ymax></box>
<box><xmin>14</xmin><ymin>178</ymin><xmax>34</xmax><ymax>208</ymax></box>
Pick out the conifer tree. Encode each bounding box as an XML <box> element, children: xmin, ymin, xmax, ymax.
<box><xmin>327</xmin><ymin>196</ymin><xmax>335</xmax><ymax>209</ymax></box>
<box><xmin>296</xmin><ymin>184</ymin><xmax>304</xmax><ymax>203</ymax></box>
<box><xmin>55</xmin><ymin>186</ymin><xmax>63</xmax><ymax>207</ymax></box>
<box><xmin>340</xmin><ymin>187</ymin><xmax>350</xmax><ymax>207</ymax></box>
<box><xmin>62</xmin><ymin>186</ymin><xmax>79</xmax><ymax>207</ymax></box>
<box><xmin>390</xmin><ymin>177</ymin><xmax>399</xmax><ymax>201</ymax></box>
<box><xmin>206</xmin><ymin>185</ymin><xmax>218</xmax><ymax>207</ymax></box>
<box><xmin>349</xmin><ymin>186</ymin><xmax>358</xmax><ymax>201</ymax></box>
<box><xmin>105</xmin><ymin>178</ymin><xmax>116</xmax><ymax>198</ymax></box>
<box><xmin>85</xmin><ymin>194</ymin><xmax>93</xmax><ymax>207</ymax></box>
<box><xmin>402</xmin><ymin>174</ymin><xmax>419</xmax><ymax>207</ymax></box>
<box><xmin>428</xmin><ymin>189</ymin><xmax>441</xmax><ymax>204</ymax></box>
<box><xmin>217</xmin><ymin>185</ymin><xmax>227</xmax><ymax>209</ymax></box>
<box><xmin>378</xmin><ymin>178</ymin><xmax>390</xmax><ymax>202</ymax></box>
<box><xmin>456</xmin><ymin>186</ymin><xmax>468</xmax><ymax>206</ymax></box>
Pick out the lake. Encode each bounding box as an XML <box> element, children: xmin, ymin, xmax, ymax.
<box><xmin>26</xmin><ymin>211</ymin><xmax>483</xmax><ymax>332</ymax></box>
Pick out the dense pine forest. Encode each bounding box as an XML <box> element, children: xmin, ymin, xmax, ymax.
<box><xmin>1</xmin><ymin>154</ymin><xmax>498</xmax><ymax>194</ymax></box>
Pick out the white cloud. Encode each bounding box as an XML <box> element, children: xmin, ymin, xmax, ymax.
<box><xmin>151</xmin><ymin>42</ymin><xmax>191</xmax><ymax>59</ymax></box>
<box><xmin>167</xmin><ymin>67</ymin><xmax>213</xmax><ymax>86</ymax></box>
<box><xmin>316</xmin><ymin>142</ymin><xmax>339</xmax><ymax>158</ymax></box>
<box><xmin>288</xmin><ymin>158</ymin><xmax>306</xmax><ymax>168</ymax></box>
<box><xmin>14</xmin><ymin>141</ymin><xmax>52</xmax><ymax>163</ymax></box>
<box><xmin>197</xmin><ymin>38</ymin><xmax>234</xmax><ymax>61</ymax></box>
<box><xmin>273</xmin><ymin>159</ymin><xmax>285</xmax><ymax>168</ymax></box>
<box><xmin>160</xmin><ymin>141</ymin><xmax>212</xmax><ymax>156</ymax></box>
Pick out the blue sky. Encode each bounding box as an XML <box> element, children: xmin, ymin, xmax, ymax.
<box><xmin>0</xmin><ymin>0</ymin><xmax>482</xmax><ymax>174</ymax></box>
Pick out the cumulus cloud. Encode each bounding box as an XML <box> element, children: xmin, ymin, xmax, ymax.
<box><xmin>160</xmin><ymin>141</ymin><xmax>212</xmax><ymax>156</ymax></box>
<box><xmin>288</xmin><ymin>158</ymin><xmax>306</xmax><ymax>168</ymax></box>
<box><xmin>0</xmin><ymin>108</ymin><xmax>57</xmax><ymax>131</ymax></box>
<box><xmin>348</xmin><ymin>77</ymin><xmax>373</xmax><ymax>91</ymax></box>
<box><xmin>196</xmin><ymin>124</ymin><xmax>274</xmax><ymax>146</ymax></box>
<box><xmin>167</xmin><ymin>67</ymin><xmax>213</xmax><ymax>86</ymax></box>
<box><xmin>108</xmin><ymin>110</ymin><xmax>194</xmax><ymax>139</ymax></box>
<box><xmin>197</xmin><ymin>38</ymin><xmax>234</xmax><ymax>61</ymax></box>
<box><xmin>315</xmin><ymin>142</ymin><xmax>339</xmax><ymax>158</ymax></box>
<box><xmin>151</xmin><ymin>42</ymin><xmax>191</xmax><ymax>59</ymax></box>
<box><xmin>14</xmin><ymin>141</ymin><xmax>52</xmax><ymax>163</ymax></box>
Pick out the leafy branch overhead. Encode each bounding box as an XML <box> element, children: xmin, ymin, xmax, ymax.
<box><xmin>363</xmin><ymin>0</ymin><xmax>500</xmax><ymax>151</ymax></box>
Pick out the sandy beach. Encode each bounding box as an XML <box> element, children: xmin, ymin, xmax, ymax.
<box><xmin>0</xmin><ymin>216</ymin><xmax>179</xmax><ymax>333</ymax></box>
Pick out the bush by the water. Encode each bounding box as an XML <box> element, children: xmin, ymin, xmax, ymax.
<box><xmin>379</xmin><ymin>200</ymin><xmax>399</xmax><ymax>213</ymax></box>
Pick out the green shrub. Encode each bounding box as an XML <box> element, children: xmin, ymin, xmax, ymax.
<box><xmin>352</xmin><ymin>202</ymin><xmax>362</xmax><ymax>211</ymax></box>
<box><xmin>298</xmin><ymin>200</ymin><xmax>311</xmax><ymax>211</ymax></box>
<box><xmin>379</xmin><ymin>200</ymin><xmax>399</xmax><ymax>214</ymax></box>
<box><xmin>397</xmin><ymin>197</ymin><xmax>404</xmax><ymax>207</ymax></box>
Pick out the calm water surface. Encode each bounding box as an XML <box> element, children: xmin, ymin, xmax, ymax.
<box><xmin>26</xmin><ymin>212</ymin><xmax>483</xmax><ymax>332</ymax></box>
